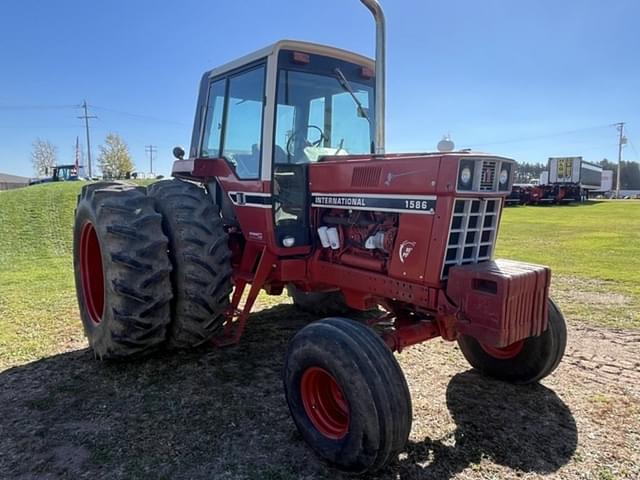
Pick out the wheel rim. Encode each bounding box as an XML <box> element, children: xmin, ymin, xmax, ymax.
<box><xmin>480</xmin><ymin>340</ymin><xmax>525</xmax><ymax>359</ymax></box>
<box><xmin>79</xmin><ymin>222</ymin><xmax>105</xmax><ymax>325</ymax></box>
<box><xmin>300</xmin><ymin>367</ymin><xmax>350</xmax><ymax>440</ymax></box>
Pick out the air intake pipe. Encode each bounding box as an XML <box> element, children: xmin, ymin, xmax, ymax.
<box><xmin>360</xmin><ymin>0</ymin><xmax>386</xmax><ymax>155</ymax></box>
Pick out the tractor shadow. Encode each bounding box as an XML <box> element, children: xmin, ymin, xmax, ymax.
<box><xmin>0</xmin><ymin>304</ymin><xmax>318</xmax><ymax>479</ymax></box>
<box><xmin>379</xmin><ymin>370</ymin><xmax>578</xmax><ymax>479</ymax></box>
<box><xmin>0</xmin><ymin>303</ymin><xmax>577</xmax><ymax>479</ymax></box>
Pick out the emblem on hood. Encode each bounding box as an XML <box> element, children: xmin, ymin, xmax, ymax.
<box><xmin>399</xmin><ymin>240</ymin><xmax>417</xmax><ymax>264</ymax></box>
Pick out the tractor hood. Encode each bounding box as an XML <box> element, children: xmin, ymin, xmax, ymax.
<box><xmin>308</xmin><ymin>152</ymin><xmax>516</xmax><ymax>199</ymax></box>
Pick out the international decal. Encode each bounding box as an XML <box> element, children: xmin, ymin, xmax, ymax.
<box><xmin>314</xmin><ymin>196</ymin><xmax>367</xmax><ymax>207</ymax></box>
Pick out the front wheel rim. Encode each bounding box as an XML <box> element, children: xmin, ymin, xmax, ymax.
<box><xmin>79</xmin><ymin>221</ymin><xmax>105</xmax><ymax>324</ymax></box>
<box><xmin>480</xmin><ymin>340</ymin><xmax>525</xmax><ymax>359</ymax></box>
<box><xmin>300</xmin><ymin>367</ymin><xmax>350</xmax><ymax>440</ymax></box>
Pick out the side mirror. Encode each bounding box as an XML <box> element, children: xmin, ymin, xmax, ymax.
<box><xmin>173</xmin><ymin>146</ymin><xmax>185</xmax><ymax>160</ymax></box>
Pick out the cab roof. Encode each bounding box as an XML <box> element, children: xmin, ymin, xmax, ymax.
<box><xmin>205</xmin><ymin>40</ymin><xmax>375</xmax><ymax>79</ymax></box>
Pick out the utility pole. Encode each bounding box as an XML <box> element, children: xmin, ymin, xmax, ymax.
<box><xmin>74</xmin><ymin>136</ymin><xmax>81</xmax><ymax>172</ymax></box>
<box><xmin>78</xmin><ymin>101</ymin><xmax>97</xmax><ymax>178</ymax></box>
<box><xmin>145</xmin><ymin>145</ymin><xmax>157</xmax><ymax>176</ymax></box>
<box><xmin>615</xmin><ymin>122</ymin><xmax>626</xmax><ymax>199</ymax></box>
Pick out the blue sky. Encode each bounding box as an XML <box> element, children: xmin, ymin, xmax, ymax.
<box><xmin>1</xmin><ymin>0</ymin><xmax>638</xmax><ymax>178</ymax></box>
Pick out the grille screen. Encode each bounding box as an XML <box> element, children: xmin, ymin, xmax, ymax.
<box><xmin>480</xmin><ymin>161</ymin><xmax>497</xmax><ymax>191</ymax></box>
<box><xmin>442</xmin><ymin>198</ymin><xmax>500</xmax><ymax>279</ymax></box>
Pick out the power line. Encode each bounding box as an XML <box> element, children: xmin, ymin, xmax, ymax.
<box><xmin>0</xmin><ymin>125</ymin><xmax>81</xmax><ymax>129</ymax></box>
<box><xmin>90</xmin><ymin>105</ymin><xmax>187</xmax><ymax>126</ymax></box>
<box><xmin>460</xmin><ymin>123</ymin><xmax>612</xmax><ymax>149</ymax></box>
<box><xmin>0</xmin><ymin>104</ymin><xmax>79</xmax><ymax>110</ymax></box>
<box><xmin>145</xmin><ymin>145</ymin><xmax>157</xmax><ymax>175</ymax></box>
<box><xmin>78</xmin><ymin>101</ymin><xmax>97</xmax><ymax>178</ymax></box>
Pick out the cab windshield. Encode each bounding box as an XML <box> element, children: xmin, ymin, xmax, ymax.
<box><xmin>274</xmin><ymin>69</ymin><xmax>374</xmax><ymax>164</ymax></box>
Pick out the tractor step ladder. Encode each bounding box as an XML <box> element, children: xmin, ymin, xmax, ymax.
<box><xmin>212</xmin><ymin>247</ymin><xmax>277</xmax><ymax>347</ymax></box>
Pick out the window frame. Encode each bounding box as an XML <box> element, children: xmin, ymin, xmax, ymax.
<box><xmin>199</xmin><ymin>78</ymin><xmax>226</xmax><ymax>158</ymax></box>
<box><xmin>199</xmin><ymin>59</ymin><xmax>268</xmax><ymax>180</ymax></box>
<box><xmin>271</xmin><ymin>52</ymin><xmax>376</xmax><ymax>166</ymax></box>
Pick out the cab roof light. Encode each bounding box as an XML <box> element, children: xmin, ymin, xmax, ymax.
<box><xmin>360</xmin><ymin>66</ymin><xmax>374</xmax><ymax>79</ymax></box>
<box><xmin>291</xmin><ymin>52</ymin><xmax>310</xmax><ymax>65</ymax></box>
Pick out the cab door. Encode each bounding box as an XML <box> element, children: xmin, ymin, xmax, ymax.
<box><xmin>272</xmin><ymin>162</ymin><xmax>310</xmax><ymax>248</ymax></box>
<box><xmin>271</xmin><ymin>75</ymin><xmax>326</xmax><ymax>248</ymax></box>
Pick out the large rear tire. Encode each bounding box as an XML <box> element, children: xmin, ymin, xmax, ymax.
<box><xmin>457</xmin><ymin>298</ymin><xmax>567</xmax><ymax>384</ymax></box>
<box><xmin>73</xmin><ymin>183</ymin><xmax>173</xmax><ymax>359</ymax></box>
<box><xmin>283</xmin><ymin>317</ymin><xmax>412</xmax><ymax>473</ymax></box>
<box><xmin>148</xmin><ymin>179</ymin><xmax>232</xmax><ymax>348</ymax></box>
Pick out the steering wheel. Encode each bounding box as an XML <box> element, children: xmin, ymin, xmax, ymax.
<box><xmin>286</xmin><ymin>125</ymin><xmax>327</xmax><ymax>161</ymax></box>
<box><xmin>228</xmin><ymin>144</ymin><xmax>260</xmax><ymax>178</ymax></box>
<box><xmin>232</xmin><ymin>156</ymin><xmax>252</xmax><ymax>178</ymax></box>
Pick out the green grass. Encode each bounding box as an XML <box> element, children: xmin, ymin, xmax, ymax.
<box><xmin>1</xmin><ymin>184</ymin><xmax>638</xmax><ymax>370</ymax></box>
<box><xmin>497</xmin><ymin>201</ymin><xmax>640</xmax><ymax>293</ymax></box>
<box><xmin>0</xmin><ymin>183</ymin><xmax>83</xmax><ymax>368</ymax></box>
<box><xmin>497</xmin><ymin>201</ymin><xmax>640</xmax><ymax>328</ymax></box>
<box><xmin>0</xmin><ymin>181</ymin><xmax>153</xmax><ymax>368</ymax></box>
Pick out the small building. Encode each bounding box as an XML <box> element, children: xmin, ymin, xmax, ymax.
<box><xmin>0</xmin><ymin>172</ymin><xmax>30</xmax><ymax>191</ymax></box>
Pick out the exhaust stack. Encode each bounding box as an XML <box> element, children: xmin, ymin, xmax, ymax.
<box><xmin>360</xmin><ymin>0</ymin><xmax>386</xmax><ymax>155</ymax></box>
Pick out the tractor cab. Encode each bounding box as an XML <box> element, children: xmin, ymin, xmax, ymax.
<box><xmin>173</xmin><ymin>41</ymin><xmax>376</xmax><ymax>250</ymax></box>
<box><xmin>29</xmin><ymin>164</ymin><xmax>81</xmax><ymax>185</ymax></box>
<box><xmin>52</xmin><ymin>164</ymin><xmax>80</xmax><ymax>181</ymax></box>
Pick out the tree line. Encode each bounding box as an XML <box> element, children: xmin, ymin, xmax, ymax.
<box><xmin>31</xmin><ymin>133</ymin><xmax>134</xmax><ymax>180</ymax></box>
<box><xmin>514</xmin><ymin>159</ymin><xmax>640</xmax><ymax>189</ymax></box>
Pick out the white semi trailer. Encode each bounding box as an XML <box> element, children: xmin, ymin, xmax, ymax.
<box><xmin>545</xmin><ymin>157</ymin><xmax>603</xmax><ymax>202</ymax></box>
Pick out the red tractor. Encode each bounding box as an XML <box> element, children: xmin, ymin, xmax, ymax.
<box><xmin>73</xmin><ymin>0</ymin><xmax>567</xmax><ymax>474</ymax></box>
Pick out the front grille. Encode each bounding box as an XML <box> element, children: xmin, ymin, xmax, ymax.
<box><xmin>479</xmin><ymin>161</ymin><xmax>497</xmax><ymax>191</ymax></box>
<box><xmin>442</xmin><ymin>198</ymin><xmax>501</xmax><ymax>279</ymax></box>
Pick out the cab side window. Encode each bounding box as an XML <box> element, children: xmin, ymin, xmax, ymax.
<box><xmin>200</xmin><ymin>64</ymin><xmax>266</xmax><ymax>179</ymax></box>
<box><xmin>222</xmin><ymin>66</ymin><xmax>266</xmax><ymax>179</ymax></box>
<box><xmin>201</xmin><ymin>79</ymin><xmax>225</xmax><ymax>158</ymax></box>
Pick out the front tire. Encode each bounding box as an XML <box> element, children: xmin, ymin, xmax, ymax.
<box><xmin>283</xmin><ymin>317</ymin><xmax>412</xmax><ymax>473</ymax></box>
<box><xmin>457</xmin><ymin>298</ymin><xmax>567</xmax><ymax>384</ymax></box>
<box><xmin>73</xmin><ymin>183</ymin><xmax>173</xmax><ymax>359</ymax></box>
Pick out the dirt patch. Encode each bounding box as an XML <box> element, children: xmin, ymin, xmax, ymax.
<box><xmin>0</xmin><ymin>304</ymin><xmax>638</xmax><ymax>479</ymax></box>
<box><xmin>551</xmin><ymin>275</ymin><xmax>639</xmax><ymax>329</ymax></box>
<box><xmin>553</xmin><ymin>275</ymin><xmax>632</xmax><ymax>306</ymax></box>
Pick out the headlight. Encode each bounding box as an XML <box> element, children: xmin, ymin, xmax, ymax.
<box><xmin>460</xmin><ymin>168</ymin><xmax>472</xmax><ymax>185</ymax></box>
<box><xmin>457</xmin><ymin>159</ymin><xmax>475</xmax><ymax>191</ymax></box>
<box><xmin>499</xmin><ymin>162</ymin><xmax>512</xmax><ymax>191</ymax></box>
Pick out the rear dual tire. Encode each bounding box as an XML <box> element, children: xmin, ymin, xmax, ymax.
<box><xmin>283</xmin><ymin>317</ymin><xmax>412</xmax><ymax>474</ymax></box>
<box><xmin>148</xmin><ymin>179</ymin><xmax>233</xmax><ymax>349</ymax></box>
<box><xmin>73</xmin><ymin>183</ymin><xmax>173</xmax><ymax>359</ymax></box>
<box><xmin>74</xmin><ymin>179</ymin><xmax>233</xmax><ymax>358</ymax></box>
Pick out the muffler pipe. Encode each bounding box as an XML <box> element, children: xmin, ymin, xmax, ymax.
<box><xmin>360</xmin><ymin>0</ymin><xmax>386</xmax><ymax>155</ymax></box>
